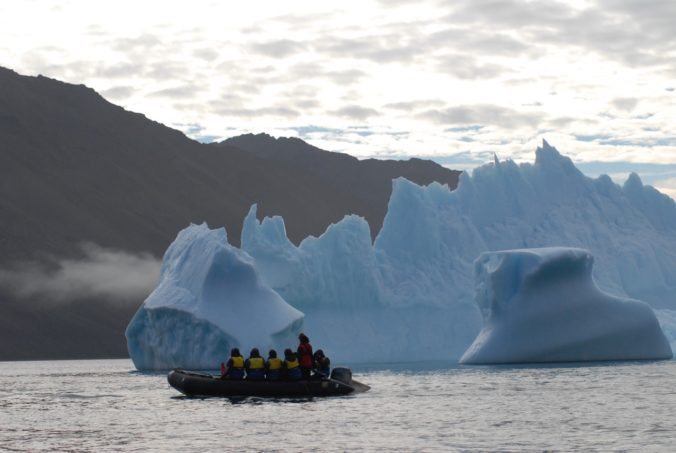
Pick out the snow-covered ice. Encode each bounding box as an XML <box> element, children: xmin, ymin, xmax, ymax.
<box><xmin>125</xmin><ymin>224</ymin><xmax>303</xmax><ymax>370</ymax></box>
<box><xmin>460</xmin><ymin>248</ymin><xmax>672</xmax><ymax>364</ymax></box>
<box><xmin>126</xmin><ymin>141</ymin><xmax>676</xmax><ymax>369</ymax></box>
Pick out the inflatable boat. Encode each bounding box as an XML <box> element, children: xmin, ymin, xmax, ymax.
<box><xmin>167</xmin><ymin>367</ymin><xmax>370</xmax><ymax>398</ymax></box>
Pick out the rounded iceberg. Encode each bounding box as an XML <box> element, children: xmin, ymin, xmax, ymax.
<box><xmin>460</xmin><ymin>247</ymin><xmax>673</xmax><ymax>364</ymax></box>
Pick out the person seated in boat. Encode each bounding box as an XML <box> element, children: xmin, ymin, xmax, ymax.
<box><xmin>221</xmin><ymin>347</ymin><xmax>245</xmax><ymax>380</ymax></box>
<box><xmin>282</xmin><ymin>348</ymin><xmax>302</xmax><ymax>381</ymax></box>
<box><xmin>297</xmin><ymin>333</ymin><xmax>314</xmax><ymax>379</ymax></box>
<box><xmin>245</xmin><ymin>348</ymin><xmax>266</xmax><ymax>381</ymax></box>
<box><xmin>313</xmin><ymin>349</ymin><xmax>331</xmax><ymax>378</ymax></box>
<box><xmin>266</xmin><ymin>349</ymin><xmax>283</xmax><ymax>381</ymax></box>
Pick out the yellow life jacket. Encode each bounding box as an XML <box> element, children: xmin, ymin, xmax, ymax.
<box><xmin>285</xmin><ymin>358</ymin><xmax>299</xmax><ymax>369</ymax></box>
<box><xmin>248</xmin><ymin>357</ymin><xmax>264</xmax><ymax>369</ymax></box>
<box><xmin>230</xmin><ymin>356</ymin><xmax>244</xmax><ymax>368</ymax></box>
<box><xmin>267</xmin><ymin>357</ymin><xmax>282</xmax><ymax>370</ymax></box>
<box><xmin>268</xmin><ymin>357</ymin><xmax>282</xmax><ymax>370</ymax></box>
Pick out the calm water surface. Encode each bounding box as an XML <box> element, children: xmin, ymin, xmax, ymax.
<box><xmin>1</xmin><ymin>359</ymin><xmax>675</xmax><ymax>452</ymax></box>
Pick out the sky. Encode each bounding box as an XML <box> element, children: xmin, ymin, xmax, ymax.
<box><xmin>1</xmin><ymin>0</ymin><xmax>675</xmax><ymax>198</ymax></box>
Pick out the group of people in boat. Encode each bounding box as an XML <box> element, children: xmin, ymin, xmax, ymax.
<box><xmin>220</xmin><ymin>333</ymin><xmax>331</xmax><ymax>381</ymax></box>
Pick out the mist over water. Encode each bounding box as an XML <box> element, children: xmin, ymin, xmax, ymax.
<box><xmin>1</xmin><ymin>359</ymin><xmax>675</xmax><ymax>451</ymax></box>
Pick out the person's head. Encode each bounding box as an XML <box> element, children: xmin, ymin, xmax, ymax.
<box><xmin>298</xmin><ymin>333</ymin><xmax>309</xmax><ymax>344</ymax></box>
<box><xmin>314</xmin><ymin>349</ymin><xmax>325</xmax><ymax>359</ymax></box>
<box><xmin>268</xmin><ymin>349</ymin><xmax>277</xmax><ymax>359</ymax></box>
<box><xmin>284</xmin><ymin>348</ymin><xmax>293</xmax><ymax>359</ymax></box>
<box><xmin>231</xmin><ymin>347</ymin><xmax>241</xmax><ymax>357</ymax></box>
<box><xmin>250</xmin><ymin>348</ymin><xmax>260</xmax><ymax>358</ymax></box>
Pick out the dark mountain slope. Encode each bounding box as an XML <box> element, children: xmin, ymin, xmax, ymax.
<box><xmin>0</xmin><ymin>66</ymin><xmax>460</xmax><ymax>359</ymax></box>
<box><xmin>218</xmin><ymin>133</ymin><xmax>459</xmax><ymax>237</ymax></box>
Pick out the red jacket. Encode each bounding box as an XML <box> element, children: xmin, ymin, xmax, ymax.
<box><xmin>297</xmin><ymin>342</ymin><xmax>313</xmax><ymax>368</ymax></box>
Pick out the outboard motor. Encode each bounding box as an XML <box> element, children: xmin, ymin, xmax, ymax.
<box><xmin>330</xmin><ymin>367</ymin><xmax>352</xmax><ymax>385</ymax></box>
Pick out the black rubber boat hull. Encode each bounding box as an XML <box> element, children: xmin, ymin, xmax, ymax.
<box><xmin>168</xmin><ymin>369</ymin><xmax>369</xmax><ymax>398</ymax></box>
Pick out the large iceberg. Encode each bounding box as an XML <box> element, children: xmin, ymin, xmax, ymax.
<box><xmin>240</xmin><ymin>141</ymin><xmax>676</xmax><ymax>362</ymax></box>
<box><xmin>125</xmin><ymin>224</ymin><xmax>303</xmax><ymax>370</ymax></box>
<box><xmin>127</xmin><ymin>141</ymin><xmax>676</xmax><ymax>368</ymax></box>
<box><xmin>460</xmin><ymin>248</ymin><xmax>672</xmax><ymax>364</ymax></box>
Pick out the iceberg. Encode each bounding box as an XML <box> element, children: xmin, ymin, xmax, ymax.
<box><xmin>460</xmin><ymin>248</ymin><xmax>673</xmax><ymax>364</ymax></box>
<box><xmin>125</xmin><ymin>224</ymin><xmax>303</xmax><ymax>370</ymax></box>
<box><xmin>655</xmin><ymin>309</ymin><xmax>676</xmax><ymax>353</ymax></box>
<box><xmin>126</xmin><ymin>141</ymin><xmax>676</xmax><ymax>369</ymax></box>
<box><xmin>240</xmin><ymin>141</ymin><xmax>676</xmax><ymax>362</ymax></box>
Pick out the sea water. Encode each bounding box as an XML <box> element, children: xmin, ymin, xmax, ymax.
<box><xmin>1</xmin><ymin>359</ymin><xmax>675</xmax><ymax>452</ymax></box>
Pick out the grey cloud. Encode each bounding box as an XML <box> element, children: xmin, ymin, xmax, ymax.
<box><xmin>250</xmin><ymin>64</ymin><xmax>278</xmax><ymax>75</ymax></box>
<box><xmin>143</xmin><ymin>61</ymin><xmax>189</xmax><ymax>80</ymax></box>
<box><xmin>435</xmin><ymin>53</ymin><xmax>507</xmax><ymax>79</ymax></box>
<box><xmin>287</xmin><ymin>62</ymin><xmax>366</xmax><ymax>85</ymax></box>
<box><xmin>326</xmin><ymin>69</ymin><xmax>366</xmax><ymax>84</ymax></box>
<box><xmin>242</xmin><ymin>10</ymin><xmax>529</xmax><ymax>73</ymax></box>
<box><xmin>309</xmin><ymin>18</ymin><xmax>530</xmax><ymax>70</ymax></box>
<box><xmin>612</xmin><ymin>97</ymin><xmax>639</xmax><ymax>111</ymax></box>
<box><xmin>331</xmin><ymin>105</ymin><xmax>379</xmax><ymax>120</ymax></box>
<box><xmin>249</xmin><ymin>39</ymin><xmax>307</xmax><ymax>57</ymax></box>
<box><xmin>282</xmin><ymin>83</ymin><xmax>321</xmax><ymax>99</ymax></box>
<box><xmin>212</xmin><ymin>105</ymin><xmax>300</xmax><ymax>119</ymax></box>
<box><xmin>546</xmin><ymin>116</ymin><xmax>582</xmax><ymax>128</ymax></box>
<box><xmin>437</xmin><ymin>0</ymin><xmax>676</xmax><ymax>72</ymax></box>
<box><xmin>445</xmin><ymin>0</ymin><xmax>577</xmax><ymax>29</ymax></box>
<box><xmin>317</xmin><ymin>35</ymin><xmax>419</xmax><ymax>63</ymax></box>
<box><xmin>95</xmin><ymin>62</ymin><xmax>141</xmax><ymax>79</ymax></box>
<box><xmin>418</xmin><ymin>104</ymin><xmax>540</xmax><ymax>128</ymax></box>
<box><xmin>112</xmin><ymin>34</ymin><xmax>163</xmax><ymax>53</ymax></box>
<box><xmin>293</xmin><ymin>99</ymin><xmax>320</xmax><ymax>109</ymax></box>
<box><xmin>147</xmin><ymin>85</ymin><xmax>200</xmax><ymax>99</ymax></box>
<box><xmin>384</xmin><ymin>99</ymin><xmax>445</xmax><ymax>111</ymax></box>
<box><xmin>427</xmin><ymin>27</ymin><xmax>530</xmax><ymax>56</ymax></box>
<box><xmin>275</xmin><ymin>85</ymin><xmax>322</xmax><ymax>111</ymax></box>
<box><xmin>100</xmin><ymin>85</ymin><xmax>135</xmax><ymax>100</ymax></box>
<box><xmin>286</xmin><ymin>62</ymin><xmax>324</xmax><ymax>77</ymax></box>
<box><xmin>0</xmin><ymin>244</ymin><xmax>161</xmax><ymax>303</ymax></box>
<box><xmin>193</xmin><ymin>48</ymin><xmax>220</xmax><ymax>61</ymax></box>
<box><xmin>599</xmin><ymin>0</ymin><xmax>676</xmax><ymax>35</ymax></box>
<box><xmin>213</xmin><ymin>62</ymin><xmax>366</xmax><ymax>112</ymax></box>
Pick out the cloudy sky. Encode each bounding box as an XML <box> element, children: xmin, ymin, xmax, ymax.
<box><xmin>1</xmin><ymin>0</ymin><xmax>675</xmax><ymax>197</ymax></box>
